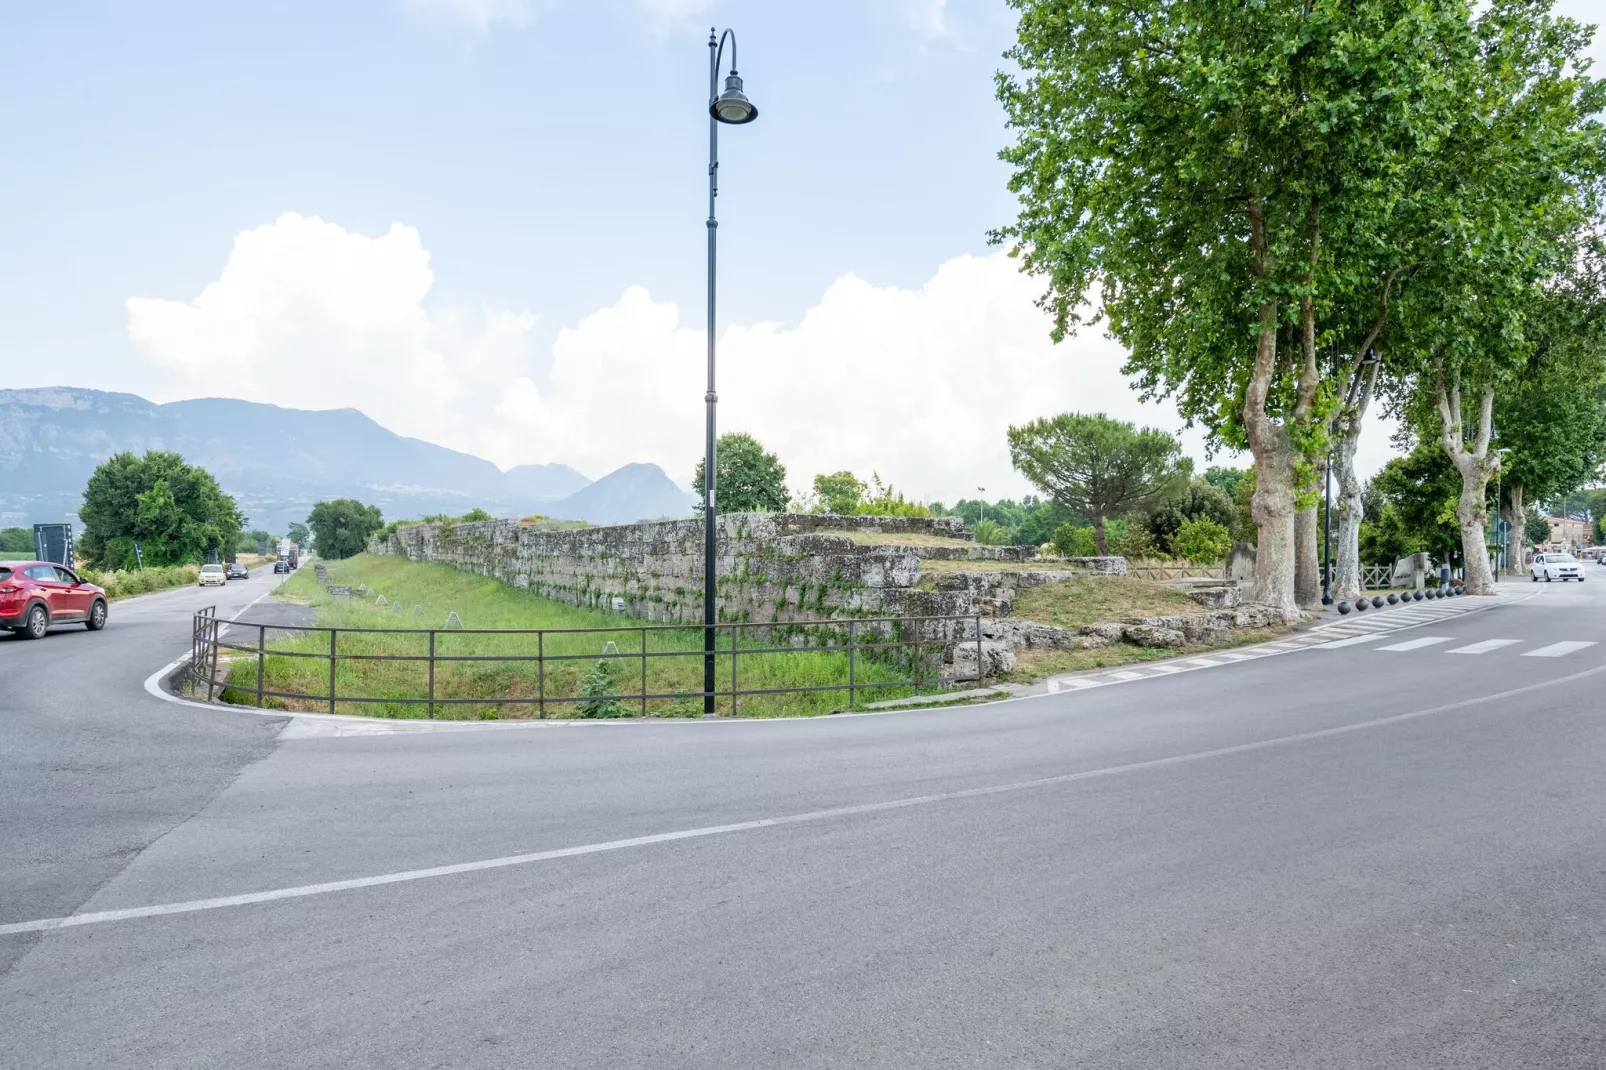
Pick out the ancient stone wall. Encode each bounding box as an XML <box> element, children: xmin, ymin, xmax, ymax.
<box><xmin>370</xmin><ymin>513</ymin><xmax>1017</xmax><ymax>626</ymax></box>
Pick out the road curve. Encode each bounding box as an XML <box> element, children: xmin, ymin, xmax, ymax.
<box><xmin>3</xmin><ymin>569</ymin><xmax>1605</xmax><ymax>1068</ymax></box>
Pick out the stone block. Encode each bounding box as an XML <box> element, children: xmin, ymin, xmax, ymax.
<box><xmin>1124</xmin><ymin>624</ymin><xmax>1186</xmax><ymax>647</ymax></box>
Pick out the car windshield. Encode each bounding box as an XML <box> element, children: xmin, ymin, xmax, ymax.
<box><xmin>201</xmin><ymin>564</ymin><xmax>224</xmax><ymax>573</ymax></box>
<box><xmin>1555</xmin><ymin>554</ymin><xmax>1578</xmax><ymax>563</ymax></box>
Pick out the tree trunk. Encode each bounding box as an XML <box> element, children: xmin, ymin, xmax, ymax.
<box><xmin>1249</xmin><ymin>442</ymin><xmax>1300</xmax><ymax>617</ymax></box>
<box><xmin>1094</xmin><ymin>513</ymin><xmax>1107</xmax><ymax>556</ymax></box>
<box><xmin>1500</xmin><ymin>482</ymin><xmax>1525</xmax><ymax>576</ymax></box>
<box><xmin>1331</xmin><ymin>406</ymin><xmax>1367</xmax><ymax>602</ymax></box>
<box><xmin>1435</xmin><ymin>372</ymin><xmax>1498</xmax><ymax>596</ymax></box>
<box><xmin>1294</xmin><ymin>505</ymin><xmax>1321</xmax><ymax>609</ymax></box>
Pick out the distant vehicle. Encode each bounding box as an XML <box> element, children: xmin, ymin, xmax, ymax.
<box><xmin>0</xmin><ymin>561</ymin><xmax>108</xmax><ymax>639</ymax></box>
<box><xmin>1531</xmin><ymin>553</ymin><xmax>1584</xmax><ymax>582</ymax></box>
<box><xmin>273</xmin><ymin>559</ymin><xmax>290</xmax><ymax>574</ymax></box>
<box><xmin>199</xmin><ymin>563</ymin><xmax>227</xmax><ymax>587</ymax></box>
<box><xmin>226</xmin><ymin>562</ymin><xmax>249</xmax><ymax>579</ymax></box>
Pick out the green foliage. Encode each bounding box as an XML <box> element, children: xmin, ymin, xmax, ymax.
<box><xmin>79</xmin><ymin>451</ymin><xmax>244</xmax><ymax>568</ymax></box>
<box><xmin>858</xmin><ymin>473</ymin><xmax>932</xmax><ymax>517</ymax></box>
<box><xmin>76</xmin><ymin>563</ymin><xmax>200</xmax><ymax>599</ymax></box>
<box><xmin>575</xmin><ymin>658</ymin><xmax>626</xmax><ymax>719</ymax></box>
<box><xmin>1171</xmin><ymin>517</ymin><xmax>1233</xmax><ymax>565</ymax></box>
<box><xmin>1113</xmin><ymin>523</ymin><xmax>1158</xmax><ymax>561</ymax></box>
<box><xmin>693</xmin><ymin>432</ymin><xmax>788</xmax><ymax>513</ymax></box>
<box><xmin>1234</xmin><ymin>471</ymin><xmax>1257</xmax><ymax>545</ymax></box>
<box><xmin>286</xmin><ymin>522</ymin><xmax>310</xmax><ymax>546</ymax></box>
<box><xmin>1203</xmin><ymin>467</ymin><xmax>1249</xmax><ymax>500</ymax></box>
<box><xmin>973</xmin><ymin>518</ymin><xmax>1009</xmax><ymax>546</ymax></box>
<box><xmin>0</xmin><ymin>526</ymin><xmax>33</xmax><ymax>554</ymax></box>
<box><xmin>1008</xmin><ymin>412</ymin><xmax>1189</xmax><ymax>554</ymax></box>
<box><xmin>457</xmin><ymin>508</ymin><xmax>494</xmax><ymax>523</ymax></box>
<box><xmin>812</xmin><ymin>471</ymin><xmax>866</xmax><ymax>515</ymax></box>
<box><xmin>306</xmin><ymin>499</ymin><xmax>384</xmax><ymax>560</ymax></box>
<box><xmin>1050</xmin><ymin>523</ymin><xmax>1098</xmax><ymax>558</ymax></box>
<box><xmin>1146</xmin><ymin>479</ymin><xmax>1240</xmax><ymax>552</ymax></box>
<box><xmin>1357</xmin><ymin>445</ymin><xmax>1463</xmax><ymax>562</ymax></box>
<box><xmin>1525</xmin><ymin>507</ymin><xmax>1552</xmax><ymax>547</ymax></box>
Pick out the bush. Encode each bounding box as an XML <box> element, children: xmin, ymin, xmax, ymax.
<box><xmin>1171</xmin><ymin>517</ymin><xmax>1232</xmax><ymax>564</ymax></box>
<box><xmin>973</xmin><ymin>518</ymin><xmax>1009</xmax><ymax>546</ymax></box>
<box><xmin>1050</xmin><ymin>522</ymin><xmax>1098</xmax><ymax>557</ymax></box>
<box><xmin>76</xmin><ymin>563</ymin><xmax>200</xmax><ymax>599</ymax></box>
<box><xmin>575</xmin><ymin>658</ymin><xmax>626</xmax><ymax>718</ymax></box>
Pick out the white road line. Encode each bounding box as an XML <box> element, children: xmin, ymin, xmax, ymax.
<box><xmin>1317</xmin><ymin>634</ymin><xmax>1391</xmax><ymax>649</ymax></box>
<box><xmin>1522</xmin><ymin>641</ymin><xmax>1597</xmax><ymax>658</ymax></box>
<box><xmin>1446</xmin><ymin>639</ymin><xmax>1521</xmax><ymax>655</ymax></box>
<box><xmin>1182</xmin><ymin>658</ymin><xmax>1222</xmax><ymax>668</ymax></box>
<box><xmin>9</xmin><ymin>657</ymin><xmax>1604</xmax><ymax>939</ymax></box>
<box><xmin>1377</xmin><ymin>636</ymin><xmax>1455</xmax><ymax>652</ymax></box>
<box><xmin>1144</xmin><ymin>663</ymin><xmax>1184</xmax><ymax>673</ymax></box>
<box><xmin>1105</xmin><ymin>670</ymin><xmax>1145</xmax><ymax>681</ymax></box>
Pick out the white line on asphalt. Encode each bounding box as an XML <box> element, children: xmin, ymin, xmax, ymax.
<box><xmin>1182</xmin><ymin>658</ymin><xmax>1222</xmax><ymax>668</ymax></box>
<box><xmin>1316</xmin><ymin>634</ymin><xmax>1391</xmax><ymax>649</ymax></box>
<box><xmin>8</xmin><ymin>656</ymin><xmax>1605</xmax><ymax>939</ymax></box>
<box><xmin>1377</xmin><ymin>636</ymin><xmax>1454</xmax><ymax>652</ymax></box>
<box><xmin>1522</xmin><ymin>641</ymin><xmax>1597</xmax><ymax>658</ymax></box>
<box><xmin>1446</xmin><ymin>639</ymin><xmax>1521</xmax><ymax>655</ymax></box>
<box><xmin>1105</xmin><ymin>670</ymin><xmax>1145</xmax><ymax>681</ymax></box>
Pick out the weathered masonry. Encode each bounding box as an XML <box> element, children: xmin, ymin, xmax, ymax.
<box><xmin>370</xmin><ymin>513</ymin><xmax>1054</xmax><ymax>624</ymax></box>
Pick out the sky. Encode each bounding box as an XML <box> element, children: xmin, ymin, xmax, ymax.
<box><xmin>2</xmin><ymin>0</ymin><xmax>1601</xmax><ymax>503</ymax></box>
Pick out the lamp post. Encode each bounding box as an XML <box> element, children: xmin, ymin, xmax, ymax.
<box><xmin>703</xmin><ymin>28</ymin><xmax>758</xmax><ymax>715</ymax></box>
<box><xmin>1494</xmin><ymin>447</ymin><xmax>1511</xmax><ymax>578</ymax></box>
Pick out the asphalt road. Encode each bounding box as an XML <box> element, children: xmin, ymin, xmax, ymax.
<box><xmin>2</xmin><ymin>567</ymin><xmax>1604</xmax><ymax>1068</ymax></box>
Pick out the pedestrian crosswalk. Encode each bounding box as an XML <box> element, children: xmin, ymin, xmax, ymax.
<box><xmin>1331</xmin><ymin>635</ymin><xmax>1593</xmax><ymax>658</ymax></box>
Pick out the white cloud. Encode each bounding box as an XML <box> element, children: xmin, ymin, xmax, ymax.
<box><xmin>126</xmin><ymin>213</ymin><xmax>540</xmax><ymax>462</ymax></box>
<box><xmin>903</xmin><ymin>0</ymin><xmax>950</xmax><ymax>38</ymax></box>
<box><xmin>129</xmin><ymin>212</ymin><xmax>1407</xmax><ymax>505</ymax></box>
<box><xmin>400</xmin><ymin>0</ymin><xmax>531</xmax><ymax>32</ymax></box>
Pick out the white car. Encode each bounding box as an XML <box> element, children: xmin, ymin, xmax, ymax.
<box><xmin>198</xmin><ymin>563</ymin><xmax>227</xmax><ymax>587</ymax></box>
<box><xmin>1531</xmin><ymin>553</ymin><xmax>1585</xmax><ymax>582</ymax></box>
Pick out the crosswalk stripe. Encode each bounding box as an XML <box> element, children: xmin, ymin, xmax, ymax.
<box><xmin>1378</xmin><ymin>636</ymin><xmax>1454</xmax><ymax>652</ymax></box>
<box><xmin>1182</xmin><ymin>658</ymin><xmax>1221</xmax><ymax>668</ymax></box>
<box><xmin>1318</xmin><ymin>634</ymin><xmax>1391</xmax><ymax>649</ymax></box>
<box><xmin>1446</xmin><ymin>639</ymin><xmax>1521</xmax><ymax>655</ymax></box>
<box><xmin>1521</xmin><ymin>641</ymin><xmax>1597</xmax><ymax>658</ymax></box>
<box><xmin>1105</xmin><ymin>670</ymin><xmax>1144</xmax><ymax>681</ymax></box>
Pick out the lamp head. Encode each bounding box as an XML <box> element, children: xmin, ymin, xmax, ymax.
<box><xmin>1361</xmin><ymin>346</ymin><xmax>1380</xmax><ymax>366</ymax></box>
<box><xmin>711</xmin><ymin>71</ymin><xmax>758</xmax><ymax>124</ymax></box>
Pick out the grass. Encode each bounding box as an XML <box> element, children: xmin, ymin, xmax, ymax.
<box><xmin>817</xmin><ymin>530</ymin><xmax>976</xmax><ymax>548</ymax></box>
<box><xmin>1010</xmin><ymin>576</ymin><xmax>1203</xmax><ymax>628</ymax></box>
<box><xmin>77</xmin><ymin>563</ymin><xmax>200</xmax><ymax>600</ymax></box>
<box><xmin>1002</xmin><ymin>626</ymin><xmax>1288</xmax><ymax>681</ymax></box>
<box><xmin>222</xmin><ymin>555</ymin><xmax>942</xmax><ymax>720</ymax></box>
<box><xmin>916</xmin><ymin>558</ymin><xmax>1085</xmax><ymax>575</ymax></box>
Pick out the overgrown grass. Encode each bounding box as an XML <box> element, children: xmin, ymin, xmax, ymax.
<box><xmin>1003</xmin><ymin>627</ymin><xmax>1288</xmax><ymax>680</ymax></box>
<box><xmin>77</xmin><ymin>563</ymin><xmax>200</xmax><ymax>600</ymax></box>
<box><xmin>819</xmin><ymin>530</ymin><xmax>975</xmax><ymax>548</ymax></box>
<box><xmin>1010</xmin><ymin>576</ymin><xmax>1202</xmax><ymax>628</ymax></box>
<box><xmin>222</xmin><ymin>555</ymin><xmax>939</xmax><ymax>720</ymax></box>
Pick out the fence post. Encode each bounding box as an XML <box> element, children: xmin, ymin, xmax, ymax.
<box><xmin>913</xmin><ymin>617</ymin><xmax>921</xmax><ymax>696</ymax></box>
<box><xmin>427</xmin><ymin>630</ymin><xmax>436</xmax><ymax>720</ymax></box>
<box><xmin>328</xmin><ymin>628</ymin><xmax>337</xmax><ymax>715</ymax></box>
<box><xmin>848</xmin><ymin>619</ymin><xmax>856</xmax><ymax>710</ymax></box>
<box><xmin>257</xmin><ymin>624</ymin><xmax>265</xmax><ymax>708</ymax></box>
<box><xmin>641</xmin><ymin>627</ymin><xmax>647</xmax><ymax>718</ymax></box>
<box><xmin>976</xmin><ymin>614</ymin><xmax>983</xmax><ymax>683</ymax></box>
<box><xmin>537</xmin><ymin>630</ymin><xmax>545</xmax><ymax>719</ymax></box>
<box><xmin>730</xmin><ymin>623</ymin><xmax>738</xmax><ymax>717</ymax></box>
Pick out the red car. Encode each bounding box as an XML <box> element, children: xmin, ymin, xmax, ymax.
<box><xmin>0</xmin><ymin>561</ymin><xmax>108</xmax><ymax>639</ymax></box>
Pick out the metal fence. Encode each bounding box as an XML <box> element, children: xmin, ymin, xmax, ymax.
<box><xmin>188</xmin><ymin>609</ymin><xmax>990</xmax><ymax>719</ymax></box>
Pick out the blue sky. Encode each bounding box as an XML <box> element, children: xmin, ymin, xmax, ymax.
<box><xmin>2</xmin><ymin>1</ymin><xmax>1600</xmax><ymax>501</ymax></box>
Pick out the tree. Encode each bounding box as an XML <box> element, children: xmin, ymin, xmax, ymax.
<box><xmin>996</xmin><ymin>0</ymin><xmax>1480</xmax><ymax>615</ymax></box>
<box><xmin>1203</xmin><ymin>467</ymin><xmax>1248</xmax><ymax>501</ymax></box>
<box><xmin>1145</xmin><ymin>479</ymin><xmax>1239</xmax><ymax>554</ymax></box>
<box><xmin>0</xmin><ymin>527</ymin><xmax>32</xmax><ymax>554</ymax></box>
<box><xmin>692</xmin><ymin>432</ymin><xmax>787</xmax><ymax>513</ymax></box>
<box><xmin>79</xmin><ymin>451</ymin><xmax>243</xmax><ymax>568</ymax></box>
<box><xmin>286</xmin><ymin>522</ymin><xmax>310</xmax><ymax>546</ymax></box>
<box><xmin>812</xmin><ymin>471</ymin><xmax>865</xmax><ymax>515</ymax></box>
<box><xmin>306</xmin><ymin>499</ymin><xmax>384</xmax><ymax>560</ymax></box>
<box><xmin>1007</xmin><ymin>413</ymin><xmax>1189</xmax><ymax>554</ymax></box>
<box><xmin>1525</xmin><ymin>507</ymin><xmax>1552</xmax><ymax>548</ymax></box>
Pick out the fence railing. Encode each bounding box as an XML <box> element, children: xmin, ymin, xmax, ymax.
<box><xmin>1125</xmin><ymin>562</ymin><xmax>1223</xmax><ymax>581</ymax></box>
<box><xmin>188</xmin><ymin>609</ymin><xmax>991</xmax><ymax>720</ymax></box>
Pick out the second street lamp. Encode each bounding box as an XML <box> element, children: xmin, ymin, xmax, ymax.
<box><xmin>703</xmin><ymin>28</ymin><xmax>757</xmax><ymax>715</ymax></box>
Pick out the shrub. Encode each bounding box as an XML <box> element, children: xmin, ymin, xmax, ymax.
<box><xmin>1171</xmin><ymin>517</ymin><xmax>1232</xmax><ymax>565</ymax></box>
<box><xmin>1050</xmin><ymin>522</ymin><xmax>1098</xmax><ymax>557</ymax></box>
<box><xmin>575</xmin><ymin>658</ymin><xmax>626</xmax><ymax>718</ymax></box>
<box><xmin>973</xmin><ymin>518</ymin><xmax>1009</xmax><ymax>546</ymax></box>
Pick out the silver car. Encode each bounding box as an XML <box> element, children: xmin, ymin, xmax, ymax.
<box><xmin>1531</xmin><ymin>553</ymin><xmax>1585</xmax><ymax>582</ymax></box>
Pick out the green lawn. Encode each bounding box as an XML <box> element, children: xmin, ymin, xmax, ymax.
<box><xmin>1010</xmin><ymin>576</ymin><xmax>1203</xmax><ymax>628</ymax></box>
<box><xmin>223</xmin><ymin>555</ymin><xmax>942</xmax><ymax>720</ymax></box>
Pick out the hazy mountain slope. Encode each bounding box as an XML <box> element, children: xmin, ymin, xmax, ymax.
<box><xmin>543</xmin><ymin>463</ymin><xmax>698</xmax><ymax>526</ymax></box>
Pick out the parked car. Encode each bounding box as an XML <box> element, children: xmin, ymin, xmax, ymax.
<box><xmin>199</xmin><ymin>563</ymin><xmax>227</xmax><ymax>587</ymax></box>
<box><xmin>0</xmin><ymin>561</ymin><xmax>108</xmax><ymax>638</ymax></box>
<box><xmin>273</xmin><ymin>559</ymin><xmax>290</xmax><ymax>574</ymax></box>
<box><xmin>1531</xmin><ymin>553</ymin><xmax>1585</xmax><ymax>582</ymax></box>
<box><xmin>226</xmin><ymin>561</ymin><xmax>249</xmax><ymax>579</ymax></box>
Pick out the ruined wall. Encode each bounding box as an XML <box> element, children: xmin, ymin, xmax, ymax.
<box><xmin>369</xmin><ymin>513</ymin><xmax>1023</xmax><ymax>625</ymax></box>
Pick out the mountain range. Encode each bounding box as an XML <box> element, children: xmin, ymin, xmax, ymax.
<box><xmin>0</xmin><ymin>387</ymin><xmax>698</xmax><ymax>532</ymax></box>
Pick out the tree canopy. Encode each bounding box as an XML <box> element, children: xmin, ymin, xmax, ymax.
<box><xmin>306</xmin><ymin>499</ymin><xmax>384</xmax><ymax>560</ymax></box>
<box><xmin>1007</xmin><ymin>412</ymin><xmax>1189</xmax><ymax>554</ymax></box>
<box><xmin>79</xmin><ymin>451</ymin><xmax>243</xmax><ymax>569</ymax></box>
<box><xmin>693</xmin><ymin>432</ymin><xmax>788</xmax><ymax>514</ymax></box>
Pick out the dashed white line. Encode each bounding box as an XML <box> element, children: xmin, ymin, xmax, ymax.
<box><xmin>1377</xmin><ymin>636</ymin><xmax>1454</xmax><ymax>652</ymax></box>
<box><xmin>1522</xmin><ymin>641</ymin><xmax>1596</xmax><ymax>658</ymax></box>
<box><xmin>1446</xmin><ymin>639</ymin><xmax>1521</xmax><ymax>655</ymax></box>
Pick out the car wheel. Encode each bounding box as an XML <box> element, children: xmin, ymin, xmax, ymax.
<box><xmin>1546</xmin><ymin>575</ymin><xmax>1553</xmax><ymax>582</ymax></box>
<box><xmin>21</xmin><ymin>603</ymin><xmax>48</xmax><ymax>640</ymax></box>
<box><xmin>85</xmin><ymin>600</ymin><xmax>107</xmax><ymax>631</ymax></box>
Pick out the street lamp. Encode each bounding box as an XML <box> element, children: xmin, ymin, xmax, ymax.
<box><xmin>703</xmin><ymin>28</ymin><xmax>758</xmax><ymax>715</ymax></box>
